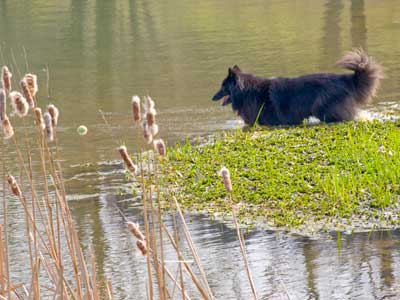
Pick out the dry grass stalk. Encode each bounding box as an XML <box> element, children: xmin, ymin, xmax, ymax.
<box><xmin>117</xmin><ymin>146</ymin><xmax>138</xmax><ymax>175</ymax></box>
<box><xmin>1</xmin><ymin>66</ymin><xmax>12</xmax><ymax>94</ymax></box>
<box><xmin>20</xmin><ymin>79</ymin><xmax>35</xmax><ymax>108</ymax></box>
<box><xmin>132</xmin><ymin>95</ymin><xmax>141</xmax><ymax>123</ymax></box>
<box><xmin>33</xmin><ymin>108</ymin><xmax>45</xmax><ymax>131</ymax></box>
<box><xmin>43</xmin><ymin>112</ymin><xmax>54</xmax><ymax>142</ymax></box>
<box><xmin>23</xmin><ymin>74</ymin><xmax>38</xmax><ymax>97</ymax></box>
<box><xmin>47</xmin><ymin>104</ymin><xmax>59</xmax><ymax>127</ymax></box>
<box><xmin>2</xmin><ymin>116</ymin><xmax>14</xmax><ymax>139</ymax></box>
<box><xmin>0</xmin><ymin>89</ymin><xmax>6</xmax><ymax>121</ymax></box>
<box><xmin>10</xmin><ymin>91</ymin><xmax>28</xmax><ymax>117</ymax></box>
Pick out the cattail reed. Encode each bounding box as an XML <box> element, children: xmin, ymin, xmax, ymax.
<box><xmin>2</xmin><ymin>116</ymin><xmax>14</xmax><ymax>139</ymax></box>
<box><xmin>10</xmin><ymin>91</ymin><xmax>28</xmax><ymax>117</ymax></box>
<box><xmin>136</xmin><ymin>239</ymin><xmax>148</xmax><ymax>256</ymax></box>
<box><xmin>153</xmin><ymin>139</ymin><xmax>166</xmax><ymax>156</ymax></box>
<box><xmin>23</xmin><ymin>74</ymin><xmax>38</xmax><ymax>97</ymax></box>
<box><xmin>20</xmin><ymin>79</ymin><xmax>35</xmax><ymax>108</ymax></box>
<box><xmin>43</xmin><ymin>112</ymin><xmax>54</xmax><ymax>142</ymax></box>
<box><xmin>127</xmin><ymin>222</ymin><xmax>145</xmax><ymax>241</ymax></box>
<box><xmin>7</xmin><ymin>175</ymin><xmax>21</xmax><ymax>197</ymax></box>
<box><xmin>0</xmin><ymin>88</ymin><xmax>5</xmax><ymax>121</ymax></box>
<box><xmin>1</xmin><ymin>66</ymin><xmax>12</xmax><ymax>93</ymax></box>
<box><xmin>150</xmin><ymin>123</ymin><xmax>159</xmax><ymax>136</ymax></box>
<box><xmin>33</xmin><ymin>107</ymin><xmax>45</xmax><ymax>130</ymax></box>
<box><xmin>146</xmin><ymin>108</ymin><xmax>156</xmax><ymax>127</ymax></box>
<box><xmin>47</xmin><ymin>104</ymin><xmax>59</xmax><ymax>127</ymax></box>
<box><xmin>132</xmin><ymin>95</ymin><xmax>141</xmax><ymax>123</ymax></box>
<box><xmin>144</xmin><ymin>95</ymin><xmax>155</xmax><ymax>111</ymax></box>
<box><xmin>118</xmin><ymin>146</ymin><xmax>138</xmax><ymax>175</ymax></box>
<box><xmin>142</xmin><ymin>122</ymin><xmax>153</xmax><ymax>144</ymax></box>
<box><xmin>219</xmin><ymin>167</ymin><xmax>233</xmax><ymax>193</ymax></box>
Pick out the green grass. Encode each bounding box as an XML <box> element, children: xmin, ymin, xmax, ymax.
<box><xmin>161</xmin><ymin>120</ymin><xmax>400</xmax><ymax>232</ymax></box>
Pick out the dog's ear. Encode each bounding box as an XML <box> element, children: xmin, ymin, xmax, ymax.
<box><xmin>232</xmin><ymin>65</ymin><xmax>242</xmax><ymax>74</ymax></box>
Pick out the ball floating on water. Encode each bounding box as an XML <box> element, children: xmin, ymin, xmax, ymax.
<box><xmin>77</xmin><ymin>125</ymin><xmax>88</xmax><ymax>135</ymax></box>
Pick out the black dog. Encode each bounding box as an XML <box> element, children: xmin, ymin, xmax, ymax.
<box><xmin>212</xmin><ymin>50</ymin><xmax>383</xmax><ymax>126</ymax></box>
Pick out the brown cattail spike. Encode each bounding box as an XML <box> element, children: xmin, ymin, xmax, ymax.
<box><xmin>20</xmin><ymin>79</ymin><xmax>35</xmax><ymax>108</ymax></box>
<box><xmin>146</xmin><ymin>108</ymin><xmax>156</xmax><ymax>127</ymax></box>
<box><xmin>132</xmin><ymin>95</ymin><xmax>141</xmax><ymax>123</ymax></box>
<box><xmin>0</xmin><ymin>89</ymin><xmax>6</xmax><ymax>121</ymax></box>
<box><xmin>1</xmin><ymin>66</ymin><xmax>12</xmax><ymax>93</ymax></box>
<box><xmin>33</xmin><ymin>107</ymin><xmax>45</xmax><ymax>130</ymax></box>
<box><xmin>142</xmin><ymin>122</ymin><xmax>153</xmax><ymax>144</ymax></box>
<box><xmin>7</xmin><ymin>175</ymin><xmax>21</xmax><ymax>197</ymax></box>
<box><xmin>127</xmin><ymin>222</ymin><xmax>145</xmax><ymax>241</ymax></box>
<box><xmin>10</xmin><ymin>91</ymin><xmax>28</xmax><ymax>117</ymax></box>
<box><xmin>43</xmin><ymin>112</ymin><xmax>54</xmax><ymax>142</ymax></box>
<box><xmin>219</xmin><ymin>167</ymin><xmax>233</xmax><ymax>193</ymax></box>
<box><xmin>136</xmin><ymin>240</ymin><xmax>148</xmax><ymax>256</ymax></box>
<box><xmin>47</xmin><ymin>104</ymin><xmax>59</xmax><ymax>127</ymax></box>
<box><xmin>153</xmin><ymin>139</ymin><xmax>166</xmax><ymax>156</ymax></box>
<box><xmin>23</xmin><ymin>74</ymin><xmax>38</xmax><ymax>97</ymax></box>
<box><xmin>2</xmin><ymin>116</ymin><xmax>14</xmax><ymax>139</ymax></box>
<box><xmin>117</xmin><ymin>146</ymin><xmax>138</xmax><ymax>175</ymax></box>
<box><xmin>144</xmin><ymin>95</ymin><xmax>155</xmax><ymax>111</ymax></box>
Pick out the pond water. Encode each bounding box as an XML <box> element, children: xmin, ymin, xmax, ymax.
<box><xmin>1</xmin><ymin>0</ymin><xmax>400</xmax><ymax>299</ymax></box>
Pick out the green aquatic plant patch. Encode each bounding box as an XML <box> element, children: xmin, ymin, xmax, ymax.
<box><xmin>162</xmin><ymin>120</ymin><xmax>400</xmax><ymax>232</ymax></box>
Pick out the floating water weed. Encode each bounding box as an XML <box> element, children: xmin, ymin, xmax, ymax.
<box><xmin>33</xmin><ymin>107</ymin><xmax>45</xmax><ymax>130</ymax></box>
<box><xmin>43</xmin><ymin>112</ymin><xmax>54</xmax><ymax>141</ymax></box>
<box><xmin>10</xmin><ymin>91</ymin><xmax>28</xmax><ymax>117</ymax></box>
<box><xmin>1</xmin><ymin>66</ymin><xmax>12</xmax><ymax>93</ymax></box>
<box><xmin>20</xmin><ymin>79</ymin><xmax>35</xmax><ymax>108</ymax></box>
<box><xmin>47</xmin><ymin>104</ymin><xmax>59</xmax><ymax>127</ymax></box>
<box><xmin>7</xmin><ymin>175</ymin><xmax>21</xmax><ymax>197</ymax></box>
<box><xmin>2</xmin><ymin>116</ymin><xmax>14</xmax><ymax>139</ymax></box>
<box><xmin>127</xmin><ymin>221</ymin><xmax>145</xmax><ymax>241</ymax></box>
<box><xmin>0</xmin><ymin>88</ymin><xmax>5</xmax><ymax>121</ymax></box>
<box><xmin>118</xmin><ymin>145</ymin><xmax>138</xmax><ymax>175</ymax></box>
<box><xmin>132</xmin><ymin>95</ymin><xmax>141</xmax><ymax>123</ymax></box>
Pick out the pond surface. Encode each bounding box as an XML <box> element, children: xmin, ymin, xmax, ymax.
<box><xmin>1</xmin><ymin>0</ymin><xmax>400</xmax><ymax>299</ymax></box>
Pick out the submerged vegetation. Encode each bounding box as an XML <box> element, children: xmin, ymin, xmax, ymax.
<box><xmin>163</xmin><ymin>120</ymin><xmax>400</xmax><ymax>232</ymax></box>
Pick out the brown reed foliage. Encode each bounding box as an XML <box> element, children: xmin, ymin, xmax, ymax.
<box><xmin>0</xmin><ymin>89</ymin><xmax>5</xmax><ymax>121</ymax></box>
<box><xmin>153</xmin><ymin>139</ymin><xmax>166</xmax><ymax>156</ymax></box>
<box><xmin>20</xmin><ymin>79</ymin><xmax>35</xmax><ymax>108</ymax></box>
<box><xmin>6</xmin><ymin>175</ymin><xmax>21</xmax><ymax>197</ymax></box>
<box><xmin>47</xmin><ymin>104</ymin><xmax>59</xmax><ymax>127</ymax></box>
<box><xmin>43</xmin><ymin>111</ymin><xmax>54</xmax><ymax>141</ymax></box>
<box><xmin>2</xmin><ymin>116</ymin><xmax>14</xmax><ymax>139</ymax></box>
<box><xmin>23</xmin><ymin>73</ymin><xmax>38</xmax><ymax>97</ymax></box>
<box><xmin>132</xmin><ymin>95</ymin><xmax>141</xmax><ymax>123</ymax></box>
<box><xmin>33</xmin><ymin>107</ymin><xmax>45</xmax><ymax>130</ymax></box>
<box><xmin>117</xmin><ymin>145</ymin><xmax>138</xmax><ymax>175</ymax></box>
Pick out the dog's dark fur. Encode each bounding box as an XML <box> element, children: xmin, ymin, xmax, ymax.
<box><xmin>212</xmin><ymin>50</ymin><xmax>383</xmax><ymax>125</ymax></box>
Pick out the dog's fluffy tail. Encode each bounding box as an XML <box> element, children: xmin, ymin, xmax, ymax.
<box><xmin>337</xmin><ymin>49</ymin><xmax>384</xmax><ymax>105</ymax></box>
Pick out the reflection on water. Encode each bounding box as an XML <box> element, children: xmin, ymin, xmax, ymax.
<box><xmin>1</xmin><ymin>0</ymin><xmax>400</xmax><ymax>299</ymax></box>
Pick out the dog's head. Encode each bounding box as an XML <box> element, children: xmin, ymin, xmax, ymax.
<box><xmin>212</xmin><ymin>65</ymin><xmax>242</xmax><ymax>106</ymax></box>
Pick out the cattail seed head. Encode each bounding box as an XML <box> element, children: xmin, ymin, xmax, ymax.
<box><xmin>153</xmin><ymin>139</ymin><xmax>166</xmax><ymax>156</ymax></box>
<box><xmin>118</xmin><ymin>146</ymin><xmax>138</xmax><ymax>175</ymax></box>
<box><xmin>33</xmin><ymin>107</ymin><xmax>45</xmax><ymax>130</ymax></box>
<box><xmin>47</xmin><ymin>104</ymin><xmax>59</xmax><ymax>127</ymax></box>
<box><xmin>218</xmin><ymin>167</ymin><xmax>233</xmax><ymax>193</ymax></box>
<box><xmin>10</xmin><ymin>91</ymin><xmax>28</xmax><ymax>117</ymax></box>
<box><xmin>150</xmin><ymin>124</ymin><xmax>159</xmax><ymax>136</ymax></box>
<box><xmin>136</xmin><ymin>239</ymin><xmax>148</xmax><ymax>256</ymax></box>
<box><xmin>20</xmin><ymin>79</ymin><xmax>35</xmax><ymax>108</ymax></box>
<box><xmin>127</xmin><ymin>222</ymin><xmax>145</xmax><ymax>241</ymax></box>
<box><xmin>43</xmin><ymin>112</ymin><xmax>54</xmax><ymax>142</ymax></box>
<box><xmin>0</xmin><ymin>88</ymin><xmax>6</xmax><ymax>121</ymax></box>
<box><xmin>23</xmin><ymin>74</ymin><xmax>38</xmax><ymax>97</ymax></box>
<box><xmin>2</xmin><ymin>116</ymin><xmax>14</xmax><ymax>139</ymax></box>
<box><xmin>142</xmin><ymin>122</ymin><xmax>153</xmax><ymax>144</ymax></box>
<box><xmin>7</xmin><ymin>175</ymin><xmax>21</xmax><ymax>197</ymax></box>
<box><xmin>132</xmin><ymin>95</ymin><xmax>141</xmax><ymax>123</ymax></box>
<box><xmin>1</xmin><ymin>66</ymin><xmax>12</xmax><ymax>93</ymax></box>
<box><xmin>146</xmin><ymin>108</ymin><xmax>156</xmax><ymax>127</ymax></box>
<box><xmin>144</xmin><ymin>95</ymin><xmax>155</xmax><ymax>111</ymax></box>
